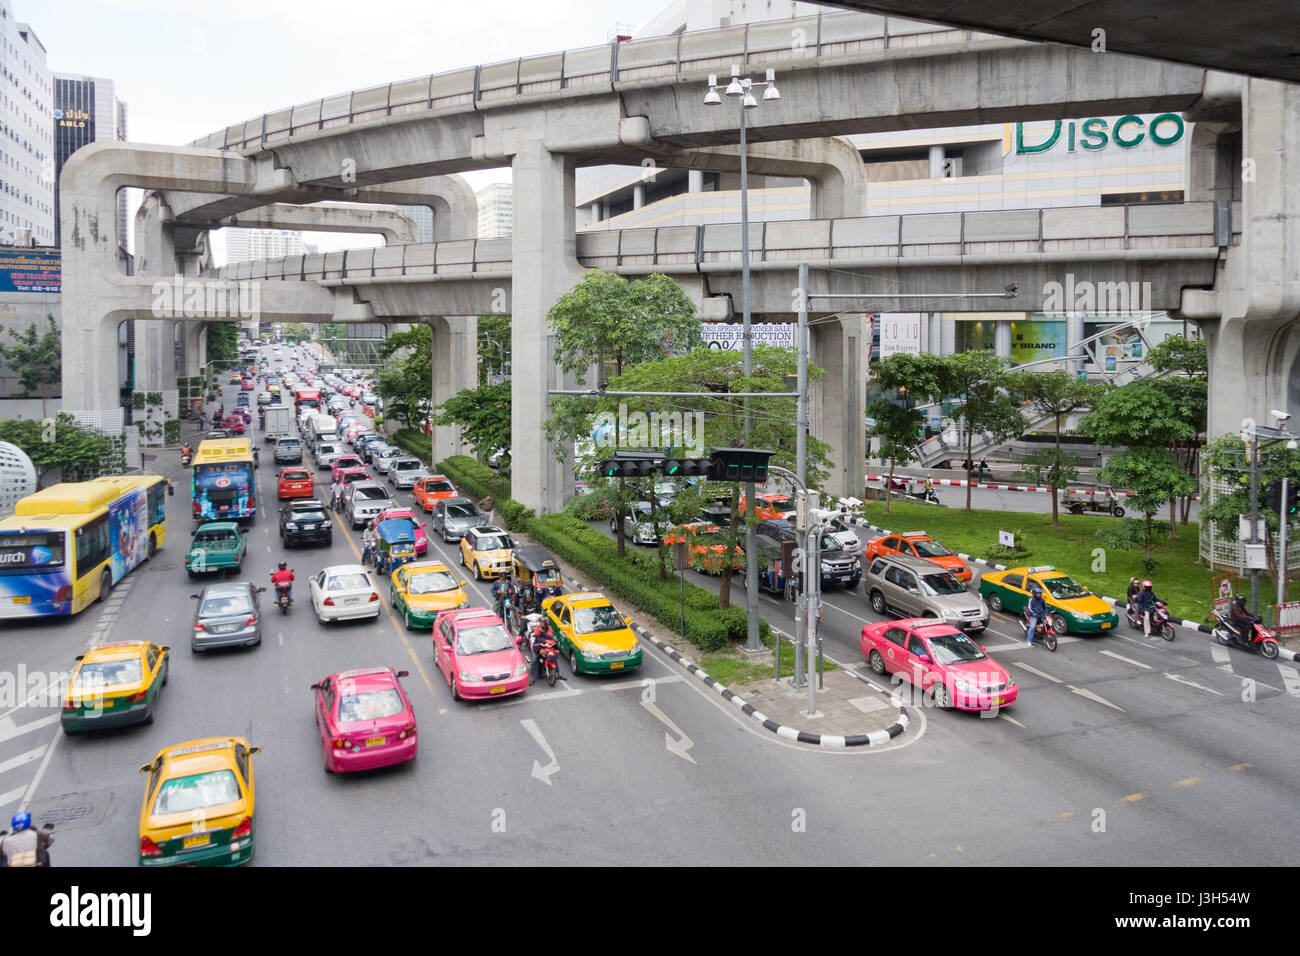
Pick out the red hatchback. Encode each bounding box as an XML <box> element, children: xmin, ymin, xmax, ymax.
<box><xmin>433</xmin><ymin>608</ymin><xmax>529</xmax><ymax>701</ymax></box>
<box><xmin>277</xmin><ymin>467</ymin><xmax>314</xmax><ymax>500</ymax></box>
<box><xmin>221</xmin><ymin>415</ymin><xmax>246</xmax><ymax>435</ymax></box>
<box><xmin>860</xmin><ymin>618</ymin><xmax>1018</xmax><ymax>712</ymax></box>
<box><xmin>310</xmin><ymin>667</ymin><xmax>417</xmax><ymax>772</ymax></box>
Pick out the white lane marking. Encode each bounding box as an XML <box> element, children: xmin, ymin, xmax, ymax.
<box><xmin>1211</xmin><ymin>645</ymin><xmax>1233</xmax><ymax>670</ymax></box>
<box><xmin>998</xmin><ymin>713</ymin><xmax>1027</xmax><ymax>728</ymax></box>
<box><xmin>640</xmin><ymin>699</ymin><xmax>696</xmax><ymax>764</ymax></box>
<box><xmin>1163</xmin><ymin>672</ymin><xmax>1224</xmax><ymax>696</ymax></box>
<box><xmin>1012</xmin><ymin>662</ymin><xmax>1064</xmax><ymax>684</ymax></box>
<box><xmin>0</xmin><ymin>746</ymin><xmax>47</xmax><ymax>776</ymax></box>
<box><xmin>0</xmin><ymin>785</ymin><xmax>27</xmax><ymax>809</ymax></box>
<box><xmin>277</xmin><ymin>632</ymin><xmax>285</xmax><ymax>646</ymax></box>
<box><xmin>266</xmin><ymin>545</ymin><xmax>271</xmax><ymax>553</ymax></box>
<box><xmin>520</xmin><ymin>718</ymin><xmax>559</xmax><ymax>785</ymax></box>
<box><xmin>1067</xmin><ymin>686</ymin><xmax>1125</xmax><ymax>711</ymax></box>
<box><xmin>0</xmin><ymin>714</ymin><xmax>59</xmax><ymax>745</ymax></box>
<box><xmin>1279</xmin><ymin>665</ymin><xmax>1300</xmax><ymax>698</ymax></box>
<box><xmin>1099</xmin><ymin>649</ymin><xmax>1153</xmax><ymax>670</ymax></box>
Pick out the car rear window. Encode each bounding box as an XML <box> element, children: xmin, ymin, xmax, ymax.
<box><xmin>395</xmin><ymin>459</ymin><xmax>421</xmax><ymax>470</ymax></box>
<box><xmin>290</xmin><ymin>509</ymin><xmax>327</xmax><ymax>522</ymax></box>
<box><xmin>429</xmin><ymin>480</ymin><xmax>454</xmax><ymax>492</ymax></box>
<box><xmin>354</xmin><ymin>487</ymin><xmax>388</xmax><ymax>501</ymax></box>
<box><xmin>327</xmin><ymin>572</ymin><xmax>371</xmax><ymax>590</ymax></box>
<box><xmin>200</xmin><ymin>593</ymin><xmax>254</xmax><ymax>616</ymax></box>
<box><xmin>154</xmin><ymin>770</ymin><xmax>241</xmax><ymax>814</ymax></box>
<box><xmin>446</xmin><ymin>503</ymin><xmax>479</xmax><ymax>518</ymax></box>
<box><xmin>283</xmin><ymin>471</ymin><xmax>309</xmax><ymax>481</ymax></box>
<box><xmin>338</xmin><ymin>689</ymin><xmax>404</xmax><ymax>722</ymax></box>
<box><xmin>73</xmin><ymin>659</ymin><xmax>143</xmax><ymax>689</ymax></box>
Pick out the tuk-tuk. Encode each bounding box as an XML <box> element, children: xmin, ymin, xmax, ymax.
<box><xmin>752</xmin><ymin>537</ymin><xmax>799</xmax><ymax>602</ymax></box>
<box><xmin>1059</xmin><ymin>484</ymin><xmax>1126</xmax><ymax>517</ymax></box>
<box><xmin>507</xmin><ymin>546</ymin><xmax>563</xmax><ymax>632</ymax></box>
<box><xmin>372</xmin><ymin>518</ymin><xmax>418</xmax><ymax>574</ymax></box>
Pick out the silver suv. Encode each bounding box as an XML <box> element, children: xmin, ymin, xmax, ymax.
<box><xmin>388</xmin><ymin>457</ymin><xmax>429</xmax><ymax>490</ymax></box>
<box><xmin>864</xmin><ymin>553</ymin><xmax>988</xmax><ymax>633</ymax></box>
<box><xmin>343</xmin><ymin>481</ymin><xmax>394</xmax><ymax>529</ymax></box>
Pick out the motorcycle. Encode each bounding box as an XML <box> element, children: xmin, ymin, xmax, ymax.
<box><xmin>1125</xmin><ymin>600</ymin><xmax>1176</xmax><ymax>641</ymax></box>
<box><xmin>1212</xmin><ymin>611</ymin><xmax>1279</xmax><ymax>659</ymax></box>
<box><xmin>274</xmin><ymin>580</ymin><xmax>293</xmax><ymax>614</ymax></box>
<box><xmin>180</xmin><ymin>448</ymin><xmax>193</xmax><ymax>468</ymax></box>
<box><xmin>535</xmin><ymin>635</ymin><xmax>560</xmax><ymax>686</ymax></box>
<box><xmin>0</xmin><ymin>822</ymin><xmax>55</xmax><ymax>867</ymax></box>
<box><xmin>1018</xmin><ymin>609</ymin><xmax>1059</xmax><ymax>652</ymax></box>
<box><xmin>517</xmin><ymin>613</ymin><xmax>545</xmax><ymax>663</ymax></box>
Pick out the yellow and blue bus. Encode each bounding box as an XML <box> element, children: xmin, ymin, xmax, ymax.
<box><xmin>192</xmin><ymin>438</ymin><xmax>257</xmax><ymax>521</ymax></box>
<box><xmin>0</xmin><ymin>475</ymin><xmax>170</xmax><ymax>620</ymax></box>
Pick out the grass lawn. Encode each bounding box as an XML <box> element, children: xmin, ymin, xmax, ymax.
<box><xmin>700</xmin><ymin>634</ymin><xmax>838</xmax><ymax>687</ymax></box>
<box><xmin>861</xmin><ymin>500</ymin><xmax>1221</xmax><ymax>623</ymax></box>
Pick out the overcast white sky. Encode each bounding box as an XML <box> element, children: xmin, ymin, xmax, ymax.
<box><xmin>28</xmin><ymin>0</ymin><xmax>670</xmax><ymax>254</ymax></box>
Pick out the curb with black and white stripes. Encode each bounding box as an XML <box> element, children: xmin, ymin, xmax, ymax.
<box><xmin>850</xmin><ymin>517</ymin><xmax>1299</xmax><ymax>663</ymax></box>
<box><xmin>629</xmin><ymin>624</ymin><xmax>909</xmax><ymax>748</ymax></box>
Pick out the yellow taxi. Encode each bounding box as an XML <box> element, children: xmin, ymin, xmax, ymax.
<box><xmin>977</xmin><ymin>565</ymin><xmax>1120</xmax><ymax>634</ymax></box>
<box><xmin>137</xmin><ymin>737</ymin><xmax>260</xmax><ymax>866</ymax></box>
<box><xmin>459</xmin><ymin>525</ymin><xmax>515</xmax><ymax>580</ymax></box>
<box><xmin>390</xmin><ymin>560</ymin><xmax>470</xmax><ymax>630</ymax></box>
<box><xmin>61</xmin><ymin>641</ymin><xmax>169</xmax><ymax>734</ymax></box>
<box><xmin>543</xmin><ymin>591</ymin><xmax>642</xmax><ymax>675</ymax></box>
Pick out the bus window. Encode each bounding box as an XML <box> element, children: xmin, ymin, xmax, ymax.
<box><xmin>74</xmin><ymin>514</ymin><xmax>111</xmax><ymax>579</ymax></box>
<box><xmin>148</xmin><ymin>482</ymin><xmax>167</xmax><ymax>527</ymax></box>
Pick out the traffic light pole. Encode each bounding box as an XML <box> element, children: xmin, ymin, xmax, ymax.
<box><xmin>1281</xmin><ymin>475</ymin><xmax>1290</xmax><ymax>609</ymax></box>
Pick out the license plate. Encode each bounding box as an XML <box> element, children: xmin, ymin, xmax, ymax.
<box><xmin>1101</xmin><ymin>622</ymin><xmax>1111</xmax><ymax>629</ymax></box>
<box><xmin>12</xmin><ymin>596</ymin><xmax>29</xmax><ymax>605</ymax></box>
<box><xmin>609</xmin><ymin>661</ymin><xmax>624</xmax><ymax>670</ymax></box>
<box><xmin>344</xmin><ymin>598</ymin><xmax>359</xmax><ymax>606</ymax></box>
<box><xmin>183</xmin><ymin>834</ymin><xmax>209</xmax><ymax>849</ymax></box>
<box><xmin>489</xmin><ymin>685</ymin><xmax>507</xmax><ymax>695</ymax></box>
<box><xmin>365</xmin><ymin>736</ymin><xmax>385</xmax><ymax>747</ymax></box>
<box><xmin>996</xmin><ymin>696</ymin><xmax>1006</xmax><ymax>705</ymax></box>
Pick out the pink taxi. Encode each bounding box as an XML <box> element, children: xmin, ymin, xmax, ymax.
<box><xmin>311</xmin><ymin>666</ymin><xmax>417</xmax><ymax>772</ymax></box>
<box><xmin>433</xmin><ymin>608</ymin><xmax>529</xmax><ymax>701</ymax></box>
<box><xmin>860</xmin><ymin>618</ymin><xmax>1017</xmax><ymax>712</ymax></box>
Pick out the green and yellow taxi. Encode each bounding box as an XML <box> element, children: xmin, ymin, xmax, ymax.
<box><xmin>138</xmin><ymin>737</ymin><xmax>260</xmax><ymax>867</ymax></box>
<box><xmin>978</xmin><ymin>565</ymin><xmax>1119</xmax><ymax>634</ymax></box>
<box><xmin>390</xmin><ymin>560</ymin><xmax>470</xmax><ymax>630</ymax></box>
<box><xmin>543</xmin><ymin>591</ymin><xmax>642</xmax><ymax>675</ymax></box>
<box><xmin>61</xmin><ymin>641</ymin><xmax>170</xmax><ymax>734</ymax></box>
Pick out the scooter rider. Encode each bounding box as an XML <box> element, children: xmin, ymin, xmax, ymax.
<box><xmin>1026</xmin><ymin>585</ymin><xmax>1048</xmax><ymax>647</ymax></box>
<box><xmin>1</xmin><ymin>812</ymin><xmax>51</xmax><ymax>867</ymax></box>
<box><xmin>490</xmin><ymin>575</ymin><xmax>511</xmax><ymax>619</ymax></box>
<box><xmin>1228</xmin><ymin>594</ymin><xmax>1261</xmax><ymax>643</ymax></box>
<box><xmin>1126</xmin><ymin>577</ymin><xmax>1141</xmax><ymax>613</ymax></box>
<box><xmin>1136</xmin><ymin>579</ymin><xmax>1162</xmax><ymax>637</ymax></box>
<box><xmin>270</xmin><ymin>562</ymin><xmax>295</xmax><ymax>604</ymax></box>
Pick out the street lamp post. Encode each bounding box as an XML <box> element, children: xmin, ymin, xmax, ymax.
<box><xmin>706</xmin><ymin>65</ymin><xmax>779</xmax><ymax>653</ymax></box>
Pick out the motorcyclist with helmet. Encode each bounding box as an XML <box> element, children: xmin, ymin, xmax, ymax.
<box><xmin>1228</xmin><ymin>594</ymin><xmax>1261</xmax><ymax>644</ymax></box>
<box><xmin>1</xmin><ymin>812</ymin><xmax>51</xmax><ymax>867</ymax></box>
<box><xmin>270</xmin><ymin>562</ymin><xmax>295</xmax><ymax>605</ymax></box>
<box><xmin>1135</xmin><ymin>579</ymin><xmax>1163</xmax><ymax>637</ymax></box>
<box><xmin>1026</xmin><ymin>585</ymin><xmax>1048</xmax><ymax>647</ymax></box>
<box><xmin>1125</xmin><ymin>577</ymin><xmax>1141</xmax><ymax>614</ymax></box>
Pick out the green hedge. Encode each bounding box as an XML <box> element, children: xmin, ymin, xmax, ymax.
<box><xmin>437</xmin><ymin>455</ymin><xmax>511</xmax><ymax>503</ymax></box>
<box><xmin>391</xmin><ymin>428</ymin><xmax>432</xmax><ymax>463</ymax></box>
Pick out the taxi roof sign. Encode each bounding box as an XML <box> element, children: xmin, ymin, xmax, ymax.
<box><xmin>566</xmin><ymin>592</ymin><xmax>606</xmax><ymax>602</ymax></box>
<box><xmin>167</xmin><ymin>741</ymin><xmax>232</xmax><ymax>758</ymax></box>
<box><xmin>901</xmin><ymin>531</ymin><xmax>928</xmax><ymax>537</ymax></box>
<box><xmin>1027</xmin><ymin>565</ymin><xmax>1056</xmax><ymax>573</ymax></box>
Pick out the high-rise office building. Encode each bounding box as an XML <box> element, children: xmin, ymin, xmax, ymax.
<box><xmin>223</xmin><ymin>228</ymin><xmax>317</xmax><ymax>264</ymax></box>
<box><xmin>52</xmin><ymin>73</ymin><xmax>128</xmax><ymax>247</ymax></box>
<box><xmin>0</xmin><ymin>0</ymin><xmax>54</xmax><ymax>246</ymax></box>
<box><xmin>476</xmin><ymin>183</ymin><xmax>512</xmax><ymax>238</ymax></box>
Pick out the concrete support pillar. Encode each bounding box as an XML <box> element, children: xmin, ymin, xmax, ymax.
<box><xmin>1066</xmin><ymin>311</ymin><xmax>1086</xmax><ymax>374</ymax></box>
<box><xmin>429</xmin><ymin>315</ymin><xmax>478</xmax><ymax>463</ymax></box>
<box><xmin>994</xmin><ymin>320</ymin><xmax>1012</xmax><ymax>361</ymax></box>
<box><xmin>633</xmin><ymin>184</ymin><xmax>645</xmax><ymax>210</ymax></box>
<box><xmin>511</xmin><ymin>138</ymin><xmax>586</xmax><ymax>513</ymax></box>
<box><xmin>589</xmin><ymin>202</ymin><xmax>602</xmax><ymax>223</ymax></box>
<box><xmin>688</xmin><ymin>170</ymin><xmax>704</xmax><ymax>193</ymax></box>
<box><xmin>810</xmin><ymin>314</ymin><xmax>868</xmax><ymax>499</ymax></box>
<box><xmin>929</xmin><ymin>145</ymin><xmax>946</xmax><ymax>179</ymax></box>
<box><xmin>132</xmin><ymin>193</ymin><xmax>178</xmax><ymax>394</ymax></box>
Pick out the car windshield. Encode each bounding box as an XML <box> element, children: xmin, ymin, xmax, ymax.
<box><xmin>354</xmin><ymin>487</ymin><xmax>388</xmax><ymax>501</ymax></box>
<box><xmin>1040</xmin><ymin>576</ymin><xmax>1091</xmax><ymax>600</ymax></box>
<box><xmin>446</xmin><ymin>503</ymin><xmax>479</xmax><ymax>519</ymax></box>
<box><xmin>574</xmin><ymin>605</ymin><xmax>626</xmax><ymax>634</ymax></box>
<box><xmin>199</xmin><ymin>593</ymin><xmax>253</xmax><ymax>616</ymax></box>
<box><xmin>337</xmin><ymin>688</ymin><xmax>404</xmax><ymax>722</ymax></box>
<box><xmin>153</xmin><ymin>770</ymin><xmax>241</xmax><ymax>815</ymax></box>
<box><xmin>820</xmin><ymin>535</ymin><xmax>842</xmax><ymax>551</ymax></box>
<box><xmin>326</xmin><ymin>572</ymin><xmax>370</xmax><ymax>591</ymax></box>
<box><xmin>408</xmin><ymin>571</ymin><xmax>458</xmax><ymax>594</ymax></box>
<box><xmin>73</xmin><ymin>659</ymin><xmax>143</xmax><ymax>689</ymax></box>
<box><xmin>925</xmin><ymin>631</ymin><xmax>988</xmax><ymax>666</ymax></box>
<box><xmin>920</xmin><ymin>572</ymin><xmax>966</xmax><ymax>596</ymax></box>
<box><xmin>455</xmin><ymin>624</ymin><xmax>516</xmax><ymax>655</ymax></box>
<box><xmin>912</xmin><ymin>539</ymin><xmax>953</xmax><ymax>558</ymax></box>
<box><xmin>476</xmin><ymin>534</ymin><xmax>511</xmax><ymax>551</ymax></box>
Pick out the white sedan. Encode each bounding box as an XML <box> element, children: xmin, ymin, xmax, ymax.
<box><xmin>309</xmin><ymin>564</ymin><xmax>382</xmax><ymax>624</ymax></box>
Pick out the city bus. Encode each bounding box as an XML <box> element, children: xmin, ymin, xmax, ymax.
<box><xmin>0</xmin><ymin>475</ymin><xmax>170</xmax><ymax>620</ymax></box>
<box><xmin>192</xmin><ymin>438</ymin><xmax>258</xmax><ymax>522</ymax></box>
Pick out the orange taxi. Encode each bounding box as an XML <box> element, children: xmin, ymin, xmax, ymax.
<box><xmin>864</xmin><ymin>530</ymin><xmax>972</xmax><ymax>582</ymax></box>
<box><xmin>737</xmin><ymin>492</ymin><xmax>795</xmax><ymax>521</ymax></box>
<box><xmin>413</xmin><ymin>475</ymin><xmax>458</xmax><ymax>512</ymax></box>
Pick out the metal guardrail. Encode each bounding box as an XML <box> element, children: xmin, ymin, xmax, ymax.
<box><xmin>189</xmin><ymin>11</ymin><xmax>981</xmax><ymax>151</ymax></box>
<box><xmin>209</xmin><ymin>202</ymin><xmax>1230</xmax><ymax>282</ymax></box>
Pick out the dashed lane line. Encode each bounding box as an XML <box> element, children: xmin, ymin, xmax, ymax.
<box><xmin>1099</xmin><ymin>649</ymin><xmax>1153</xmax><ymax>670</ymax></box>
<box><xmin>1011</xmin><ymin>661</ymin><xmax>1064</xmax><ymax>683</ymax></box>
<box><xmin>1163</xmin><ymin>672</ymin><xmax>1225</xmax><ymax>696</ymax></box>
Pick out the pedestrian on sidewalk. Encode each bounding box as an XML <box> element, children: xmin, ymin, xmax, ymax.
<box><xmin>977</xmin><ymin>456</ymin><xmax>990</xmax><ymax>482</ymax></box>
<box><xmin>479</xmin><ymin>494</ymin><xmax>496</xmax><ymax>526</ymax></box>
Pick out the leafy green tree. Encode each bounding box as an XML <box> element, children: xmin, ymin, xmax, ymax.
<box><xmin>0</xmin><ymin>414</ymin><xmax>125</xmax><ymax>483</ymax></box>
<box><xmin>1200</xmin><ymin>434</ymin><xmax>1300</xmax><ymax>583</ymax></box>
<box><xmin>935</xmin><ymin>352</ymin><xmax>1026</xmax><ymax>510</ymax></box>
<box><xmin>548</xmin><ymin>270</ymin><xmax>702</xmax><ymax>384</ymax></box>
<box><xmin>867</xmin><ymin>353</ymin><xmax>948</xmax><ymax>512</ymax></box>
<box><xmin>1005</xmin><ymin>369</ymin><xmax>1098</xmax><ymax>526</ymax></box>
<box><xmin>374</xmin><ymin>324</ymin><xmax>433</xmax><ymax>429</ymax></box>
<box><xmin>865</xmin><ymin>399</ymin><xmax>921</xmax><ymax>516</ymax></box>
<box><xmin>1097</xmin><ymin>447</ymin><xmax>1197</xmax><ymax>564</ymax></box>
<box><xmin>318</xmin><ymin>323</ymin><xmax>347</xmax><ymax>357</ymax></box>
<box><xmin>205</xmin><ymin>322</ymin><xmax>238</xmax><ymax>363</ymax></box>
<box><xmin>1146</xmin><ymin>335</ymin><xmax>1208</xmax><ymax>527</ymax></box>
<box><xmin>433</xmin><ymin>382</ymin><xmax>511</xmax><ymax>465</ymax></box>
<box><xmin>0</xmin><ymin>315</ymin><xmax>60</xmax><ymax>403</ymax></box>
<box><xmin>477</xmin><ymin>315</ymin><xmax>511</xmax><ymax>382</ymax></box>
<box><xmin>279</xmin><ymin>322</ymin><xmax>311</xmax><ymax>344</ymax></box>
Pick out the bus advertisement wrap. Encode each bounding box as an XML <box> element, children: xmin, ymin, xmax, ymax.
<box><xmin>193</xmin><ymin>462</ymin><xmax>255</xmax><ymax>520</ymax></box>
<box><xmin>109</xmin><ymin>490</ymin><xmax>149</xmax><ymax>582</ymax></box>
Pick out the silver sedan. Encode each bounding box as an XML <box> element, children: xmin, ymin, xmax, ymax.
<box><xmin>191</xmin><ymin>581</ymin><xmax>266</xmax><ymax>652</ymax></box>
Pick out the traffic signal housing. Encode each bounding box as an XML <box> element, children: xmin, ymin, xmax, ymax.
<box><xmin>663</xmin><ymin>458</ymin><xmax>711</xmax><ymax>478</ymax></box>
<box><xmin>707</xmin><ymin>447</ymin><xmax>775</xmax><ymax>483</ymax></box>
<box><xmin>1266</xmin><ymin>479</ymin><xmax>1300</xmax><ymax>517</ymax></box>
<box><xmin>599</xmin><ymin>450</ymin><xmax>664</xmax><ymax>478</ymax></box>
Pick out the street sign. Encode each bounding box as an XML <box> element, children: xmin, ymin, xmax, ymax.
<box><xmin>999</xmin><ymin>530</ymin><xmax>1015</xmax><ymax>547</ymax></box>
<box><xmin>1212</xmin><ymin>573</ymin><xmax>1237</xmax><ymax>615</ymax></box>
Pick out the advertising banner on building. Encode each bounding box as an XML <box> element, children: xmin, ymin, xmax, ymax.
<box><xmin>1084</xmin><ymin>319</ymin><xmax>1189</xmax><ymax>363</ymax></box>
<box><xmin>702</xmin><ymin>323</ymin><xmax>795</xmax><ymax>350</ymax></box>
<box><xmin>0</xmin><ymin>250</ymin><xmax>60</xmax><ymax>294</ymax></box>
<box><xmin>879</xmin><ymin>314</ymin><xmax>922</xmax><ymax>357</ymax></box>
<box><xmin>1010</xmin><ymin>319</ymin><xmax>1066</xmax><ymax>365</ymax></box>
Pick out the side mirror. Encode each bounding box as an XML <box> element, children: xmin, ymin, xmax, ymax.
<box><xmin>137</xmin><ymin>764</ymin><xmax>152</xmax><ymax>775</ymax></box>
<box><xmin>396</xmin><ymin>670</ymin><xmax>409</xmax><ymax>678</ymax></box>
<box><xmin>443</xmin><ymin>642</ymin><xmax>452</xmax><ymax>650</ymax></box>
<box><xmin>190</xmin><ymin>594</ymin><xmax>200</xmax><ymax>600</ymax></box>
<box><xmin>257</xmin><ymin>586</ymin><xmax>267</xmax><ymax>593</ymax></box>
<box><xmin>168</xmin><ymin>484</ymin><xmax>175</xmax><ymax>496</ymax></box>
<box><xmin>248</xmin><ymin>746</ymin><xmax>262</xmax><ymax>756</ymax></box>
<box><xmin>459</xmin><ymin>580</ymin><xmax>467</xmax><ymax>587</ymax></box>
<box><xmin>916</xmin><ymin>653</ymin><xmax>931</xmax><ymax>663</ymax></box>
<box><xmin>310</xmin><ymin>682</ymin><xmax>322</xmax><ymax>691</ymax></box>
<box><xmin>161</xmin><ymin>645</ymin><xmax>171</xmax><ymax>653</ymax></box>
<box><xmin>74</xmin><ymin>654</ymin><xmax>84</xmax><ymax>662</ymax></box>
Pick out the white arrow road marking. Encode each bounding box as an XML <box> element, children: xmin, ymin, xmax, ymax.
<box><xmin>1099</xmin><ymin>649</ymin><xmax>1152</xmax><ymax>669</ymax></box>
<box><xmin>0</xmin><ymin>786</ymin><xmax>27</xmax><ymax>809</ymax></box>
<box><xmin>0</xmin><ymin>714</ymin><xmax>59</xmax><ymax>745</ymax></box>
<box><xmin>1066</xmin><ymin>686</ymin><xmax>1125</xmax><ymax>711</ymax></box>
<box><xmin>0</xmin><ymin>746</ymin><xmax>47</xmax><ymax>776</ymax></box>
<box><xmin>640</xmin><ymin>699</ymin><xmax>696</xmax><ymax>764</ymax></box>
<box><xmin>521</xmin><ymin>718</ymin><xmax>559</xmax><ymax>785</ymax></box>
<box><xmin>1276</xmin><ymin>664</ymin><xmax>1300</xmax><ymax>698</ymax></box>
<box><xmin>998</xmin><ymin>713</ymin><xmax>1026</xmax><ymax>728</ymax></box>
<box><xmin>1163</xmin><ymin>672</ymin><xmax>1224</xmax><ymax>696</ymax></box>
<box><xmin>1012</xmin><ymin>662</ymin><xmax>1063</xmax><ymax>683</ymax></box>
<box><xmin>1211</xmin><ymin>645</ymin><xmax>1233</xmax><ymax>670</ymax></box>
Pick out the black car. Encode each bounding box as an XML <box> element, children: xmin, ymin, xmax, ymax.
<box><xmin>274</xmin><ymin>437</ymin><xmax>303</xmax><ymax>464</ymax></box>
<box><xmin>279</xmin><ymin>500</ymin><xmax>333</xmax><ymax>547</ymax></box>
<box><xmin>753</xmin><ymin>519</ymin><xmax>862</xmax><ymax>589</ymax></box>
